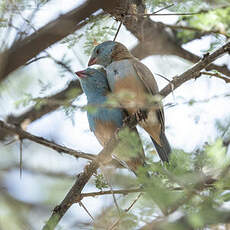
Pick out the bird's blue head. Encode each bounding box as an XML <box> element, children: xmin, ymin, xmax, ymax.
<box><xmin>75</xmin><ymin>68</ymin><xmax>109</xmax><ymax>99</ymax></box>
<box><xmin>88</xmin><ymin>41</ymin><xmax>116</xmax><ymax>67</ymax></box>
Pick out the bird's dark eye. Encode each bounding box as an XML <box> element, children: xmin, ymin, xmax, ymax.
<box><xmin>96</xmin><ymin>49</ymin><xmax>99</xmax><ymax>54</ymax></box>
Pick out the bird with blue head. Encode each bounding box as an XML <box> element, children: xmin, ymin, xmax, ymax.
<box><xmin>88</xmin><ymin>41</ymin><xmax>171</xmax><ymax>163</ymax></box>
<box><xmin>75</xmin><ymin>67</ymin><xmax>145</xmax><ymax>173</ymax></box>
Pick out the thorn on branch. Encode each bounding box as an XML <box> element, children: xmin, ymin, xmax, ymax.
<box><xmin>53</xmin><ymin>205</ymin><xmax>61</xmax><ymax>213</ymax></box>
<box><xmin>19</xmin><ymin>138</ymin><xmax>23</xmax><ymax>179</ymax></box>
<box><xmin>79</xmin><ymin>201</ymin><xmax>95</xmax><ymax>221</ymax></box>
<box><xmin>194</xmin><ymin>72</ymin><xmax>202</xmax><ymax>80</ymax></box>
<box><xmin>202</xmin><ymin>52</ymin><xmax>210</xmax><ymax>60</ymax></box>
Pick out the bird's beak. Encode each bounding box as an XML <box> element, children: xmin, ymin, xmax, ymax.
<box><xmin>75</xmin><ymin>70</ymin><xmax>86</xmax><ymax>78</ymax></box>
<box><xmin>88</xmin><ymin>57</ymin><xmax>97</xmax><ymax>66</ymax></box>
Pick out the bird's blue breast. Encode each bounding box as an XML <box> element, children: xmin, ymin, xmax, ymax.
<box><xmin>84</xmin><ymin>88</ymin><xmax>124</xmax><ymax>132</ymax></box>
<box><xmin>87</xmin><ymin>105</ymin><xmax>124</xmax><ymax>132</ymax></box>
<box><xmin>79</xmin><ymin>68</ymin><xmax>124</xmax><ymax>133</ymax></box>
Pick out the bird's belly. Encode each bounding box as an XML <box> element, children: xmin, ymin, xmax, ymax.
<box><xmin>94</xmin><ymin>120</ymin><xmax>118</xmax><ymax>146</ymax></box>
<box><xmin>107</xmin><ymin>60</ymin><xmax>148</xmax><ymax>112</ymax></box>
<box><xmin>114</xmin><ymin>76</ymin><xmax>147</xmax><ymax>113</ymax></box>
<box><xmin>139</xmin><ymin>109</ymin><xmax>161</xmax><ymax>145</ymax></box>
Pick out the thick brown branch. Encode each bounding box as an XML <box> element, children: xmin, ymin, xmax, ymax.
<box><xmin>116</xmin><ymin>1</ymin><xmax>230</xmax><ymax>78</ymax></box>
<box><xmin>0</xmin><ymin>120</ymin><xmax>95</xmax><ymax>161</ymax></box>
<box><xmin>0</xmin><ymin>0</ymin><xmax>116</xmax><ymax>82</ymax></box>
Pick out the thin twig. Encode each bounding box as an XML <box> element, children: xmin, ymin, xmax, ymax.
<box><xmin>113</xmin><ymin>20</ymin><xmax>123</xmax><ymax>41</ymax></box>
<box><xmin>160</xmin><ymin>22</ymin><xmax>230</xmax><ymax>39</ymax></box>
<box><xmin>200</xmin><ymin>71</ymin><xmax>230</xmax><ymax>83</ymax></box>
<box><xmin>25</xmin><ymin>56</ymin><xmax>49</xmax><ymax>66</ymax></box>
<box><xmin>125</xmin><ymin>192</ymin><xmax>142</xmax><ymax>212</ymax></box>
<box><xmin>109</xmin><ymin>192</ymin><xmax>142</xmax><ymax>230</ymax></box>
<box><xmin>126</xmin><ymin>3</ymin><xmax>197</xmax><ymax>17</ymax></box>
<box><xmin>151</xmin><ymin>4</ymin><xmax>175</xmax><ymax>14</ymax></box>
<box><xmin>155</xmin><ymin>73</ymin><xmax>175</xmax><ymax>101</ymax></box>
<box><xmin>100</xmin><ymin>166</ymin><xmax>121</xmax><ymax>216</ymax></box>
<box><xmin>127</xmin><ymin>12</ymin><xmax>199</xmax><ymax>17</ymax></box>
<box><xmin>155</xmin><ymin>73</ymin><xmax>171</xmax><ymax>83</ymax></box>
<box><xmin>80</xmin><ymin>188</ymin><xmax>142</xmax><ymax>198</ymax></box>
<box><xmin>108</xmin><ymin>219</ymin><xmax>120</xmax><ymax>230</ymax></box>
<box><xmin>79</xmin><ymin>201</ymin><xmax>95</xmax><ymax>221</ymax></box>
<box><xmin>19</xmin><ymin>139</ymin><xmax>23</xmax><ymax>179</ymax></box>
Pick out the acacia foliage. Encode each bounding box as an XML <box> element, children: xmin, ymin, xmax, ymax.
<box><xmin>0</xmin><ymin>0</ymin><xmax>230</xmax><ymax>230</ymax></box>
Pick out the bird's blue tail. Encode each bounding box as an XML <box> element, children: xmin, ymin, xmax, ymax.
<box><xmin>151</xmin><ymin>132</ymin><xmax>171</xmax><ymax>162</ymax></box>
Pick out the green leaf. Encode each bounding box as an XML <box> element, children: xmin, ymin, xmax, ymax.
<box><xmin>94</xmin><ymin>173</ymin><xmax>108</xmax><ymax>190</ymax></box>
<box><xmin>205</xmin><ymin>139</ymin><xmax>227</xmax><ymax>169</ymax></box>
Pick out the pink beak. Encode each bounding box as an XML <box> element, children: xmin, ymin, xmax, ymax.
<box><xmin>75</xmin><ymin>70</ymin><xmax>86</xmax><ymax>78</ymax></box>
<box><xmin>88</xmin><ymin>57</ymin><xmax>97</xmax><ymax>66</ymax></box>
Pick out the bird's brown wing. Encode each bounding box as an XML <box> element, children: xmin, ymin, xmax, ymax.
<box><xmin>132</xmin><ymin>59</ymin><xmax>165</xmax><ymax>131</ymax></box>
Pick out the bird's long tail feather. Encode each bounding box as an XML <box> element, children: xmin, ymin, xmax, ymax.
<box><xmin>151</xmin><ymin>132</ymin><xmax>171</xmax><ymax>162</ymax></box>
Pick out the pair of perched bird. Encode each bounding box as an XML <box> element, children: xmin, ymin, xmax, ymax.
<box><xmin>75</xmin><ymin>41</ymin><xmax>171</xmax><ymax>174</ymax></box>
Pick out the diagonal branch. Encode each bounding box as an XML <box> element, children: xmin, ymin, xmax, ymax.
<box><xmin>0</xmin><ymin>79</ymin><xmax>82</xmax><ymax>141</ymax></box>
<box><xmin>0</xmin><ymin>0</ymin><xmax>117</xmax><ymax>82</ymax></box>
<box><xmin>42</xmin><ymin>125</ymin><xmax>123</xmax><ymax>230</ymax></box>
<box><xmin>160</xmin><ymin>42</ymin><xmax>230</xmax><ymax>97</ymax></box>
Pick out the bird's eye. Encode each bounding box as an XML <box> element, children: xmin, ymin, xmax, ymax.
<box><xmin>96</xmin><ymin>49</ymin><xmax>99</xmax><ymax>54</ymax></box>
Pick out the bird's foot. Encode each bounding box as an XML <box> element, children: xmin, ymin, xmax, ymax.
<box><xmin>123</xmin><ymin>115</ymin><xmax>132</xmax><ymax>126</ymax></box>
<box><xmin>134</xmin><ymin>109</ymin><xmax>148</xmax><ymax>122</ymax></box>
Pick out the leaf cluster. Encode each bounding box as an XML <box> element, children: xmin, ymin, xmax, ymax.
<box><xmin>62</xmin><ymin>14</ymin><xmax>117</xmax><ymax>56</ymax></box>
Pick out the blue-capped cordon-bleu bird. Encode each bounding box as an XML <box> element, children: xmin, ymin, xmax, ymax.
<box><xmin>88</xmin><ymin>41</ymin><xmax>171</xmax><ymax>162</ymax></box>
<box><xmin>75</xmin><ymin>67</ymin><xmax>145</xmax><ymax>173</ymax></box>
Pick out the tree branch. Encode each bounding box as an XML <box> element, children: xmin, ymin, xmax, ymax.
<box><xmin>160</xmin><ymin>42</ymin><xmax>230</xmax><ymax>97</ymax></box>
<box><xmin>42</xmin><ymin>125</ymin><xmax>123</xmax><ymax>230</ymax></box>
<box><xmin>0</xmin><ymin>120</ymin><xmax>95</xmax><ymax>161</ymax></box>
<box><xmin>159</xmin><ymin>22</ymin><xmax>230</xmax><ymax>39</ymax></box>
<box><xmin>200</xmin><ymin>71</ymin><xmax>230</xmax><ymax>83</ymax></box>
<box><xmin>0</xmin><ymin>0</ymin><xmax>117</xmax><ymax>82</ymax></box>
<box><xmin>0</xmin><ymin>79</ymin><xmax>82</xmax><ymax>140</ymax></box>
<box><xmin>80</xmin><ymin>188</ymin><xmax>142</xmax><ymax>198</ymax></box>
